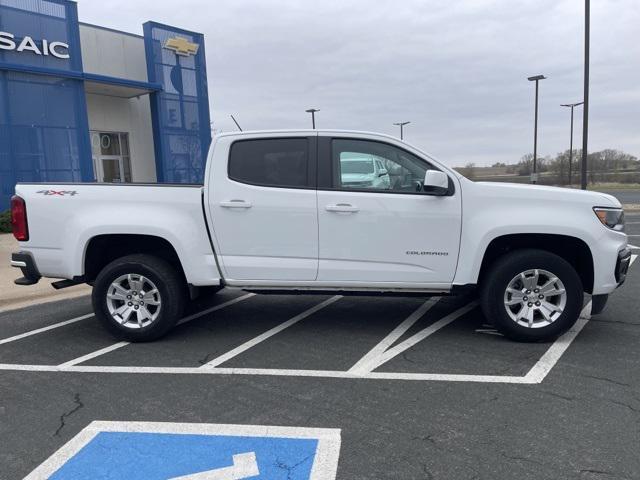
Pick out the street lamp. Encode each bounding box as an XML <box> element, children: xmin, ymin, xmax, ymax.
<box><xmin>560</xmin><ymin>102</ymin><xmax>583</xmax><ymax>186</ymax></box>
<box><xmin>528</xmin><ymin>74</ymin><xmax>546</xmax><ymax>184</ymax></box>
<box><xmin>581</xmin><ymin>0</ymin><xmax>590</xmax><ymax>190</ymax></box>
<box><xmin>305</xmin><ymin>108</ymin><xmax>320</xmax><ymax>129</ymax></box>
<box><xmin>393</xmin><ymin>121</ymin><xmax>411</xmax><ymax>140</ymax></box>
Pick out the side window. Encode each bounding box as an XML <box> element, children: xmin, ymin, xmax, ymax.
<box><xmin>229</xmin><ymin>138</ymin><xmax>309</xmax><ymax>188</ymax></box>
<box><xmin>332</xmin><ymin>139</ymin><xmax>434</xmax><ymax>193</ymax></box>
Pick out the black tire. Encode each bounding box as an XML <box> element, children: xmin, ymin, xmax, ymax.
<box><xmin>480</xmin><ymin>249</ymin><xmax>584</xmax><ymax>342</ymax></box>
<box><xmin>92</xmin><ymin>254</ymin><xmax>186</xmax><ymax>342</ymax></box>
<box><xmin>591</xmin><ymin>294</ymin><xmax>608</xmax><ymax>315</ymax></box>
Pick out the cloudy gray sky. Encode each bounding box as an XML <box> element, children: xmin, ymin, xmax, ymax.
<box><xmin>76</xmin><ymin>0</ymin><xmax>639</xmax><ymax>167</ymax></box>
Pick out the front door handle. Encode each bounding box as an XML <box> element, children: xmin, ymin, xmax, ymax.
<box><xmin>325</xmin><ymin>203</ymin><xmax>359</xmax><ymax>213</ymax></box>
<box><xmin>220</xmin><ymin>199</ymin><xmax>252</xmax><ymax>208</ymax></box>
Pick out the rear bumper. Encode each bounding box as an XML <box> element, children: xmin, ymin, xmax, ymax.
<box><xmin>615</xmin><ymin>247</ymin><xmax>632</xmax><ymax>286</ymax></box>
<box><xmin>11</xmin><ymin>251</ymin><xmax>41</xmax><ymax>285</ymax></box>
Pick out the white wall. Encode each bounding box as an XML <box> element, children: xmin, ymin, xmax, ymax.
<box><xmin>85</xmin><ymin>94</ymin><xmax>157</xmax><ymax>182</ymax></box>
<box><xmin>80</xmin><ymin>24</ymin><xmax>157</xmax><ymax>182</ymax></box>
<box><xmin>79</xmin><ymin>24</ymin><xmax>148</xmax><ymax>82</ymax></box>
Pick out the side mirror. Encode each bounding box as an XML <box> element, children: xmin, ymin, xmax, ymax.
<box><xmin>378</xmin><ymin>168</ymin><xmax>388</xmax><ymax>177</ymax></box>
<box><xmin>423</xmin><ymin>170</ymin><xmax>449</xmax><ymax>196</ymax></box>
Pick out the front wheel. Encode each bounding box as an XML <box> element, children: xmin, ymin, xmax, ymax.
<box><xmin>480</xmin><ymin>249</ymin><xmax>584</xmax><ymax>342</ymax></box>
<box><xmin>92</xmin><ymin>254</ymin><xmax>186</xmax><ymax>342</ymax></box>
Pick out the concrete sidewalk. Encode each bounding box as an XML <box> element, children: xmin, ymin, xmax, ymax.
<box><xmin>0</xmin><ymin>234</ymin><xmax>90</xmax><ymax>313</ymax></box>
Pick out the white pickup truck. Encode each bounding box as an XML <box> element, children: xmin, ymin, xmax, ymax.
<box><xmin>9</xmin><ymin>130</ymin><xmax>631</xmax><ymax>342</ymax></box>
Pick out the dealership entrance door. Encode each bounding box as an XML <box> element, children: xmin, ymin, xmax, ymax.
<box><xmin>90</xmin><ymin>132</ymin><xmax>132</xmax><ymax>183</ymax></box>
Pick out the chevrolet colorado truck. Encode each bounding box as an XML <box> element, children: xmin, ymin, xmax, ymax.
<box><xmin>9</xmin><ymin>130</ymin><xmax>631</xmax><ymax>342</ymax></box>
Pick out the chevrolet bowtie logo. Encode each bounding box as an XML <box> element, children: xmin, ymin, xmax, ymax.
<box><xmin>163</xmin><ymin>36</ymin><xmax>199</xmax><ymax>56</ymax></box>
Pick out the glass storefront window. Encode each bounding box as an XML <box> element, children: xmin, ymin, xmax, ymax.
<box><xmin>90</xmin><ymin>131</ymin><xmax>132</xmax><ymax>183</ymax></box>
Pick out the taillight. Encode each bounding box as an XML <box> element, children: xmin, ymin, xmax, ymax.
<box><xmin>10</xmin><ymin>195</ymin><xmax>29</xmax><ymax>241</ymax></box>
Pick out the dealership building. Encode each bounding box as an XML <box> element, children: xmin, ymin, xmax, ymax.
<box><xmin>0</xmin><ymin>0</ymin><xmax>211</xmax><ymax>208</ymax></box>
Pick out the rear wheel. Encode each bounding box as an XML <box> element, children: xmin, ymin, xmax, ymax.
<box><xmin>480</xmin><ymin>249</ymin><xmax>584</xmax><ymax>342</ymax></box>
<box><xmin>92</xmin><ymin>254</ymin><xmax>186</xmax><ymax>342</ymax></box>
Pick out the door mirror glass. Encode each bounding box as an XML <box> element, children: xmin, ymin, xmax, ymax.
<box><xmin>423</xmin><ymin>170</ymin><xmax>449</xmax><ymax>195</ymax></box>
<box><xmin>378</xmin><ymin>168</ymin><xmax>388</xmax><ymax>177</ymax></box>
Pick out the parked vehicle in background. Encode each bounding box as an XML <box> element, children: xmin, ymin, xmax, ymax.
<box><xmin>340</xmin><ymin>154</ymin><xmax>391</xmax><ymax>190</ymax></box>
<box><xmin>10</xmin><ymin>130</ymin><xmax>631</xmax><ymax>342</ymax></box>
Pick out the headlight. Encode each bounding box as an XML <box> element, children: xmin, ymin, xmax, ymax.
<box><xmin>593</xmin><ymin>207</ymin><xmax>625</xmax><ymax>231</ymax></box>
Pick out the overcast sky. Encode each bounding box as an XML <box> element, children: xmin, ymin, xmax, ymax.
<box><xmin>76</xmin><ymin>0</ymin><xmax>639</xmax><ymax>167</ymax></box>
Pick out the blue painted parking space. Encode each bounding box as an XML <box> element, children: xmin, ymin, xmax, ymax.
<box><xmin>26</xmin><ymin>422</ymin><xmax>341</xmax><ymax>480</ymax></box>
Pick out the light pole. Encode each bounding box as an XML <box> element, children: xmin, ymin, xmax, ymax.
<box><xmin>305</xmin><ymin>108</ymin><xmax>320</xmax><ymax>129</ymax></box>
<box><xmin>527</xmin><ymin>75</ymin><xmax>546</xmax><ymax>184</ymax></box>
<box><xmin>560</xmin><ymin>102</ymin><xmax>583</xmax><ymax>186</ymax></box>
<box><xmin>581</xmin><ymin>0</ymin><xmax>590</xmax><ymax>190</ymax></box>
<box><xmin>393</xmin><ymin>121</ymin><xmax>410</xmax><ymax>140</ymax></box>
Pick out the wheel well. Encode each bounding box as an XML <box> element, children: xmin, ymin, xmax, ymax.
<box><xmin>478</xmin><ymin>234</ymin><xmax>594</xmax><ymax>293</ymax></box>
<box><xmin>84</xmin><ymin>234</ymin><xmax>186</xmax><ymax>283</ymax></box>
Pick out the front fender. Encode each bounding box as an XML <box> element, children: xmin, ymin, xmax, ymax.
<box><xmin>454</xmin><ymin>198</ymin><xmax>604</xmax><ymax>286</ymax></box>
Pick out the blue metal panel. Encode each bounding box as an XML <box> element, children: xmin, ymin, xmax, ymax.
<box><xmin>0</xmin><ymin>0</ymin><xmax>92</xmax><ymax>208</ymax></box>
<box><xmin>143</xmin><ymin>21</ymin><xmax>211</xmax><ymax>183</ymax></box>
<box><xmin>0</xmin><ymin>61</ymin><xmax>164</xmax><ymax>92</ymax></box>
<box><xmin>0</xmin><ymin>0</ymin><xmax>82</xmax><ymax>72</ymax></box>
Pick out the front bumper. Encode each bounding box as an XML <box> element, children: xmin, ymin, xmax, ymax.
<box><xmin>615</xmin><ymin>247</ymin><xmax>632</xmax><ymax>286</ymax></box>
<box><xmin>11</xmin><ymin>251</ymin><xmax>41</xmax><ymax>285</ymax></box>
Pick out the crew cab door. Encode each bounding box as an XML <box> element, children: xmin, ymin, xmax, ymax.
<box><xmin>316</xmin><ymin>136</ymin><xmax>461</xmax><ymax>285</ymax></box>
<box><xmin>206</xmin><ymin>134</ymin><xmax>318</xmax><ymax>281</ymax></box>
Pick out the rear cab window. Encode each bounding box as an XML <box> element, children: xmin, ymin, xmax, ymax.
<box><xmin>228</xmin><ymin>138</ymin><xmax>314</xmax><ymax>188</ymax></box>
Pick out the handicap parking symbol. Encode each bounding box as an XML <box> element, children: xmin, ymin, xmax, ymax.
<box><xmin>25</xmin><ymin>421</ymin><xmax>341</xmax><ymax>480</ymax></box>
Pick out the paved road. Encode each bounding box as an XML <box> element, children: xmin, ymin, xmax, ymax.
<box><xmin>0</xmin><ymin>241</ymin><xmax>638</xmax><ymax>479</ymax></box>
<box><xmin>626</xmin><ymin>212</ymin><xmax>640</xmax><ymax>245</ymax></box>
<box><xmin>600</xmin><ymin>189</ymin><xmax>640</xmax><ymax>205</ymax></box>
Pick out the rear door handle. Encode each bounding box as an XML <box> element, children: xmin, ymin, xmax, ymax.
<box><xmin>219</xmin><ymin>199</ymin><xmax>252</xmax><ymax>208</ymax></box>
<box><xmin>325</xmin><ymin>203</ymin><xmax>359</xmax><ymax>213</ymax></box>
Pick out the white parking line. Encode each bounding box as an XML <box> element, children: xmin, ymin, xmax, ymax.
<box><xmin>58</xmin><ymin>341</ymin><xmax>130</xmax><ymax>368</ymax></box>
<box><xmin>200</xmin><ymin>295</ymin><xmax>342</xmax><ymax>368</ymax></box>
<box><xmin>355</xmin><ymin>301</ymin><xmax>479</xmax><ymax>373</ymax></box>
<box><xmin>0</xmin><ymin>294</ymin><xmax>255</xmax><ymax>349</ymax></box>
<box><xmin>0</xmin><ymin>313</ymin><xmax>94</xmax><ymax>346</ymax></box>
<box><xmin>524</xmin><ymin>301</ymin><xmax>591</xmax><ymax>383</ymax></box>
<box><xmin>630</xmin><ymin>254</ymin><xmax>638</xmax><ymax>266</ymax></box>
<box><xmin>628</xmin><ymin>244</ymin><xmax>640</xmax><ymax>249</ymax></box>
<box><xmin>0</xmin><ymin>296</ymin><xmax>592</xmax><ymax>384</ymax></box>
<box><xmin>178</xmin><ymin>293</ymin><xmax>256</xmax><ymax>325</ymax></box>
<box><xmin>55</xmin><ymin>293</ymin><xmax>257</xmax><ymax>368</ymax></box>
<box><xmin>348</xmin><ymin>297</ymin><xmax>439</xmax><ymax>374</ymax></box>
<box><xmin>0</xmin><ymin>363</ymin><xmax>537</xmax><ymax>383</ymax></box>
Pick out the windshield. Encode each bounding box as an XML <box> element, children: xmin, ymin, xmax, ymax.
<box><xmin>341</xmin><ymin>159</ymin><xmax>374</xmax><ymax>174</ymax></box>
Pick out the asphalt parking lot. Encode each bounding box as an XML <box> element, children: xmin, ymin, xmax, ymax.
<box><xmin>1</xmin><ymin>216</ymin><xmax>639</xmax><ymax>479</ymax></box>
<box><xmin>603</xmin><ymin>189</ymin><xmax>640</xmax><ymax>205</ymax></box>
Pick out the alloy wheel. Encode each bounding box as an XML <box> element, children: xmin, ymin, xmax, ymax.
<box><xmin>106</xmin><ymin>274</ymin><xmax>162</xmax><ymax>329</ymax></box>
<box><xmin>503</xmin><ymin>268</ymin><xmax>567</xmax><ymax>328</ymax></box>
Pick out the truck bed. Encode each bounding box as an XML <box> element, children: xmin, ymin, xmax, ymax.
<box><xmin>14</xmin><ymin>183</ymin><xmax>221</xmax><ymax>286</ymax></box>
